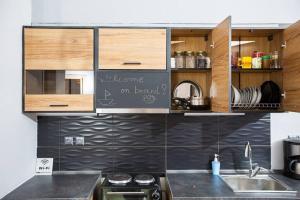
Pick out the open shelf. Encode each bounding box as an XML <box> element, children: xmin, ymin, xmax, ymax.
<box><xmin>171</xmin><ymin>28</ymin><xmax>212</xmax><ymax>112</ymax></box>
<box><xmin>231</xmin><ymin>29</ymin><xmax>284</xmax><ymax>112</ymax></box>
<box><xmin>232</xmin><ymin>68</ymin><xmax>282</xmax><ymax>73</ymax></box>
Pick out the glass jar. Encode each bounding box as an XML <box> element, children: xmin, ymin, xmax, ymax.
<box><xmin>196</xmin><ymin>51</ymin><xmax>207</xmax><ymax>68</ymax></box>
<box><xmin>205</xmin><ymin>52</ymin><xmax>211</xmax><ymax>69</ymax></box>
<box><xmin>261</xmin><ymin>55</ymin><xmax>271</xmax><ymax>69</ymax></box>
<box><xmin>241</xmin><ymin>56</ymin><xmax>252</xmax><ymax>69</ymax></box>
<box><xmin>252</xmin><ymin>52</ymin><xmax>264</xmax><ymax>69</ymax></box>
<box><xmin>272</xmin><ymin>51</ymin><xmax>280</xmax><ymax>68</ymax></box>
<box><xmin>185</xmin><ymin>51</ymin><xmax>195</xmax><ymax>68</ymax></box>
<box><xmin>174</xmin><ymin>51</ymin><xmax>185</xmax><ymax>68</ymax></box>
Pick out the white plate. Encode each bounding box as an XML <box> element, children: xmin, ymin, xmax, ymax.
<box><xmin>255</xmin><ymin>87</ymin><xmax>262</xmax><ymax>106</ymax></box>
<box><xmin>232</xmin><ymin>86</ymin><xmax>240</xmax><ymax>106</ymax></box>
<box><xmin>250</xmin><ymin>87</ymin><xmax>258</xmax><ymax>107</ymax></box>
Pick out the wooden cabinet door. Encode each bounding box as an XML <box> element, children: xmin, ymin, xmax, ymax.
<box><xmin>99</xmin><ymin>28</ymin><xmax>166</xmax><ymax>69</ymax></box>
<box><xmin>24</xmin><ymin>94</ymin><xmax>94</xmax><ymax>112</ymax></box>
<box><xmin>211</xmin><ymin>17</ymin><xmax>231</xmax><ymax>112</ymax></box>
<box><xmin>282</xmin><ymin>20</ymin><xmax>300</xmax><ymax>112</ymax></box>
<box><xmin>24</xmin><ymin>28</ymin><xmax>94</xmax><ymax>70</ymax></box>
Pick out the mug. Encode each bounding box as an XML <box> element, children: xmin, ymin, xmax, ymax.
<box><xmin>289</xmin><ymin>160</ymin><xmax>300</xmax><ymax>175</ymax></box>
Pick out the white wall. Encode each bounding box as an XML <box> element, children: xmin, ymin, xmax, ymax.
<box><xmin>0</xmin><ymin>0</ymin><xmax>37</xmax><ymax>198</ymax></box>
<box><xmin>31</xmin><ymin>0</ymin><xmax>300</xmax><ymax>25</ymax></box>
<box><xmin>271</xmin><ymin>113</ymin><xmax>300</xmax><ymax>170</ymax></box>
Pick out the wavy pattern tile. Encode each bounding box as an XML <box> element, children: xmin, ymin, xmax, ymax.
<box><xmin>38</xmin><ymin>113</ymin><xmax>271</xmax><ymax>172</ymax></box>
<box><xmin>60</xmin><ymin>147</ymin><xmax>114</xmax><ymax>172</ymax></box>
<box><xmin>167</xmin><ymin>115</ymin><xmax>218</xmax><ymax>146</ymax></box>
<box><xmin>219</xmin><ymin>113</ymin><xmax>270</xmax><ymax>145</ymax></box>
<box><xmin>113</xmin><ymin>120</ymin><xmax>165</xmax><ymax>146</ymax></box>
<box><xmin>114</xmin><ymin>147</ymin><xmax>165</xmax><ymax>173</ymax></box>
<box><xmin>60</xmin><ymin>119</ymin><xmax>114</xmax><ymax>146</ymax></box>
<box><xmin>167</xmin><ymin>146</ymin><xmax>217</xmax><ymax>170</ymax></box>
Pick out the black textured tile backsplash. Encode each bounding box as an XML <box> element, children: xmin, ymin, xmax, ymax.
<box><xmin>37</xmin><ymin>113</ymin><xmax>270</xmax><ymax>172</ymax></box>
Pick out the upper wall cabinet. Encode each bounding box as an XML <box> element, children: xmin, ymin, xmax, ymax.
<box><xmin>23</xmin><ymin>27</ymin><xmax>94</xmax><ymax>112</ymax></box>
<box><xmin>98</xmin><ymin>28</ymin><xmax>167</xmax><ymax>70</ymax></box>
<box><xmin>230</xmin><ymin>20</ymin><xmax>300</xmax><ymax>113</ymax></box>
<box><xmin>282</xmin><ymin>20</ymin><xmax>300</xmax><ymax>112</ymax></box>
<box><xmin>24</xmin><ymin>28</ymin><xmax>94</xmax><ymax>70</ymax></box>
<box><xmin>170</xmin><ymin>17</ymin><xmax>231</xmax><ymax>113</ymax></box>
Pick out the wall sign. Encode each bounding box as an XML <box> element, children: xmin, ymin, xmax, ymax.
<box><xmin>96</xmin><ymin>71</ymin><xmax>170</xmax><ymax>108</ymax></box>
<box><xmin>36</xmin><ymin>158</ymin><xmax>53</xmax><ymax>175</ymax></box>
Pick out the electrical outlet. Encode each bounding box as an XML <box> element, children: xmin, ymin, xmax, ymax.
<box><xmin>75</xmin><ymin>137</ymin><xmax>84</xmax><ymax>145</ymax></box>
<box><xmin>64</xmin><ymin>137</ymin><xmax>74</xmax><ymax>145</ymax></box>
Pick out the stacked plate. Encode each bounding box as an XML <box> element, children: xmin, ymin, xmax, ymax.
<box><xmin>231</xmin><ymin>81</ymin><xmax>281</xmax><ymax>109</ymax></box>
<box><xmin>232</xmin><ymin>86</ymin><xmax>262</xmax><ymax>108</ymax></box>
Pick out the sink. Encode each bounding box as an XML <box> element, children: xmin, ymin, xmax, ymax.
<box><xmin>221</xmin><ymin>175</ymin><xmax>297</xmax><ymax>193</ymax></box>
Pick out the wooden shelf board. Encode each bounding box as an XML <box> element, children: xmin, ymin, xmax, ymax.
<box><xmin>232</xmin><ymin>68</ymin><xmax>282</xmax><ymax>73</ymax></box>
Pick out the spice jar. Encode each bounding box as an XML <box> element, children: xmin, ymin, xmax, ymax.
<box><xmin>204</xmin><ymin>52</ymin><xmax>211</xmax><ymax>68</ymax></box>
<box><xmin>261</xmin><ymin>55</ymin><xmax>271</xmax><ymax>69</ymax></box>
<box><xmin>252</xmin><ymin>51</ymin><xmax>264</xmax><ymax>69</ymax></box>
<box><xmin>175</xmin><ymin>51</ymin><xmax>185</xmax><ymax>68</ymax></box>
<box><xmin>196</xmin><ymin>51</ymin><xmax>207</xmax><ymax>68</ymax></box>
<box><xmin>271</xmin><ymin>51</ymin><xmax>280</xmax><ymax>68</ymax></box>
<box><xmin>241</xmin><ymin>56</ymin><xmax>252</xmax><ymax>69</ymax></box>
<box><xmin>185</xmin><ymin>51</ymin><xmax>196</xmax><ymax>68</ymax></box>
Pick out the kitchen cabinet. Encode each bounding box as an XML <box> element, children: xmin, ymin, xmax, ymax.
<box><xmin>231</xmin><ymin>20</ymin><xmax>300</xmax><ymax>112</ymax></box>
<box><xmin>23</xmin><ymin>27</ymin><xmax>95</xmax><ymax>112</ymax></box>
<box><xmin>98</xmin><ymin>28</ymin><xmax>167</xmax><ymax>70</ymax></box>
<box><xmin>24</xmin><ymin>28</ymin><xmax>94</xmax><ymax>70</ymax></box>
<box><xmin>170</xmin><ymin>17</ymin><xmax>231</xmax><ymax>113</ymax></box>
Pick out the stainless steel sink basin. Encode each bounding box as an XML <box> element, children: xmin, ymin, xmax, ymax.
<box><xmin>221</xmin><ymin>175</ymin><xmax>297</xmax><ymax>193</ymax></box>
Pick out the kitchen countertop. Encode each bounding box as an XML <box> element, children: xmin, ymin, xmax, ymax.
<box><xmin>167</xmin><ymin>171</ymin><xmax>300</xmax><ymax>200</ymax></box>
<box><xmin>2</xmin><ymin>172</ymin><xmax>101</xmax><ymax>200</ymax></box>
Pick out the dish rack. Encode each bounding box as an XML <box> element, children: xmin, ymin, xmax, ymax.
<box><xmin>231</xmin><ymin>103</ymin><xmax>281</xmax><ymax>110</ymax></box>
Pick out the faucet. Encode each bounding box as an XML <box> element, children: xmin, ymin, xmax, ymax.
<box><xmin>245</xmin><ymin>141</ymin><xmax>261</xmax><ymax>178</ymax></box>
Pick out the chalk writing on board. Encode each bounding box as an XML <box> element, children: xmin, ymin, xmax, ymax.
<box><xmin>96</xmin><ymin>71</ymin><xmax>170</xmax><ymax>108</ymax></box>
<box><xmin>99</xmin><ymin>74</ymin><xmax>144</xmax><ymax>84</ymax></box>
<box><xmin>143</xmin><ymin>94</ymin><xmax>156</xmax><ymax>104</ymax></box>
<box><xmin>161</xmin><ymin>84</ymin><xmax>167</xmax><ymax>95</ymax></box>
<box><xmin>97</xmin><ymin>89</ymin><xmax>115</xmax><ymax>106</ymax></box>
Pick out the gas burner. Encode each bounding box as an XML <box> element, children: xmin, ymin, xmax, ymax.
<box><xmin>134</xmin><ymin>174</ymin><xmax>155</xmax><ymax>185</ymax></box>
<box><xmin>107</xmin><ymin>173</ymin><xmax>132</xmax><ymax>185</ymax></box>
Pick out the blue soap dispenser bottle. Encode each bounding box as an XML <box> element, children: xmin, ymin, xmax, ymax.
<box><xmin>212</xmin><ymin>154</ymin><xmax>220</xmax><ymax>175</ymax></box>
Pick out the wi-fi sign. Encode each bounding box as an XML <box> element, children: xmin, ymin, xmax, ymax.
<box><xmin>36</xmin><ymin>158</ymin><xmax>53</xmax><ymax>175</ymax></box>
<box><xmin>41</xmin><ymin>159</ymin><xmax>49</xmax><ymax>165</ymax></box>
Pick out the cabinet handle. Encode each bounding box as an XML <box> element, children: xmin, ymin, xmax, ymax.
<box><xmin>49</xmin><ymin>104</ymin><xmax>69</xmax><ymax>107</ymax></box>
<box><xmin>123</xmin><ymin>62</ymin><xmax>142</xmax><ymax>65</ymax></box>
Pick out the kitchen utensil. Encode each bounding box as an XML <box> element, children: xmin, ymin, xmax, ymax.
<box><xmin>260</xmin><ymin>81</ymin><xmax>281</xmax><ymax>104</ymax></box>
<box><xmin>173</xmin><ymin>80</ymin><xmax>202</xmax><ymax>99</ymax></box>
<box><xmin>289</xmin><ymin>160</ymin><xmax>300</xmax><ymax>175</ymax></box>
<box><xmin>255</xmin><ymin>87</ymin><xmax>262</xmax><ymax>106</ymax></box>
<box><xmin>232</xmin><ymin>86</ymin><xmax>240</xmax><ymax>106</ymax></box>
<box><xmin>190</xmin><ymin>96</ymin><xmax>205</xmax><ymax>106</ymax></box>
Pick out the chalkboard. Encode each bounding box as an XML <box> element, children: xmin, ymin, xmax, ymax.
<box><xmin>96</xmin><ymin>71</ymin><xmax>170</xmax><ymax>108</ymax></box>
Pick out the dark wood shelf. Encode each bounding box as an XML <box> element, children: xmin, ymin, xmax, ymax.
<box><xmin>171</xmin><ymin>68</ymin><xmax>211</xmax><ymax>73</ymax></box>
<box><xmin>232</xmin><ymin>68</ymin><xmax>282</xmax><ymax>73</ymax></box>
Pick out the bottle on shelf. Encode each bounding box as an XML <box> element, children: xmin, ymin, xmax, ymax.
<box><xmin>185</xmin><ymin>51</ymin><xmax>196</xmax><ymax>68</ymax></box>
<box><xmin>271</xmin><ymin>51</ymin><xmax>280</xmax><ymax>69</ymax></box>
<box><xmin>174</xmin><ymin>51</ymin><xmax>185</xmax><ymax>68</ymax></box>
